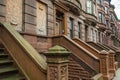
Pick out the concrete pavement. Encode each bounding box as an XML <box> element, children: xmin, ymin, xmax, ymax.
<box><xmin>113</xmin><ymin>68</ymin><xmax>120</xmax><ymax>80</ymax></box>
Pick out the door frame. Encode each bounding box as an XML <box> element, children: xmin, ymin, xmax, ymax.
<box><xmin>53</xmin><ymin>3</ymin><xmax>69</xmax><ymax>36</ymax></box>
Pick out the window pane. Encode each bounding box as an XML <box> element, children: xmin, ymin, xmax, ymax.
<box><xmin>78</xmin><ymin>22</ymin><xmax>81</xmax><ymax>38</ymax></box>
<box><xmin>69</xmin><ymin>18</ymin><xmax>74</xmax><ymax>38</ymax></box>
<box><xmin>93</xmin><ymin>4</ymin><xmax>96</xmax><ymax>15</ymax></box>
<box><xmin>87</xmin><ymin>0</ymin><xmax>92</xmax><ymax>13</ymax></box>
<box><xmin>105</xmin><ymin>7</ymin><xmax>108</xmax><ymax>14</ymax></box>
<box><xmin>97</xmin><ymin>0</ymin><xmax>101</xmax><ymax>4</ymax></box>
<box><xmin>99</xmin><ymin>13</ymin><xmax>102</xmax><ymax>23</ymax></box>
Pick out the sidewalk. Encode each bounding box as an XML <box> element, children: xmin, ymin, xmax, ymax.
<box><xmin>113</xmin><ymin>68</ymin><xmax>120</xmax><ymax>80</ymax></box>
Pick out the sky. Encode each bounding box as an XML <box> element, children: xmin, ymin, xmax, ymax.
<box><xmin>111</xmin><ymin>0</ymin><xmax>120</xmax><ymax>19</ymax></box>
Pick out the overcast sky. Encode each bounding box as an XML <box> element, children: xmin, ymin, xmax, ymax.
<box><xmin>111</xmin><ymin>0</ymin><xmax>120</xmax><ymax>19</ymax></box>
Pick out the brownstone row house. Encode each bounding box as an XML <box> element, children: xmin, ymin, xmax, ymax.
<box><xmin>0</xmin><ymin>0</ymin><xmax>120</xmax><ymax>80</ymax></box>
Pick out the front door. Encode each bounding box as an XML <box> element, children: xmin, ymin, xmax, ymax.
<box><xmin>55</xmin><ymin>11</ymin><xmax>64</xmax><ymax>35</ymax></box>
<box><xmin>56</xmin><ymin>19</ymin><xmax>62</xmax><ymax>35</ymax></box>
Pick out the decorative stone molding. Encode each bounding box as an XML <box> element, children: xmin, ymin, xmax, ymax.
<box><xmin>98</xmin><ymin>23</ymin><xmax>107</xmax><ymax>32</ymax></box>
<box><xmin>43</xmin><ymin>45</ymin><xmax>71</xmax><ymax>80</ymax></box>
<box><xmin>105</xmin><ymin>28</ymin><xmax>112</xmax><ymax>36</ymax></box>
<box><xmin>59</xmin><ymin>0</ymin><xmax>82</xmax><ymax>16</ymax></box>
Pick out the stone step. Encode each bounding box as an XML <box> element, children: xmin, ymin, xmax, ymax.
<box><xmin>0</xmin><ymin>54</ymin><xmax>8</xmax><ymax>60</ymax></box>
<box><xmin>0</xmin><ymin>54</ymin><xmax>8</xmax><ymax>57</ymax></box>
<box><xmin>69</xmin><ymin>75</ymin><xmax>90</xmax><ymax>80</ymax></box>
<box><xmin>0</xmin><ymin>48</ymin><xmax>4</xmax><ymax>52</ymax></box>
<box><xmin>68</xmin><ymin>63</ymin><xmax>85</xmax><ymax>71</ymax></box>
<box><xmin>0</xmin><ymin>66</ymin><xmax>18</xmax><ymax>75</ymax></box>
<box><xmin>0</xmin><ymin>59</ymin><xmax>13</xmax><ymax>65</ymax></box>
<box><xmin>69</xmin><ymin>64</ymin><xmax>83</xmax><ymax>67</ymax></box>
<box><xmin>0</xmin><ymin>74</ymin><xmax>25</xmax><ymax>80</ymax></box>
<box><xmin>68</xmin><ymin>69</ymin><xmax>89</xmax><ymax>75</ymax></box>
<box><xmin>69</xmin><ymin>72</ymin><xmax>89</xmax><ymax>78</ymax></box>
<box><xmin>0</xmin><ymin>47</ymin><xmax>25</xmax><ymax>79</ymax></box>
<box><xmin>68</xmin><ymin>67</ymin><xmax>84</xmax><ymax>71</ymax></box>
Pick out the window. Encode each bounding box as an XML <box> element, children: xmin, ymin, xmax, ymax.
<box><xmin>102</xmin><ymin>34</ymin><xmax>106</xmax><ymax>44</ymax></box>
<box><xmin>78</xmin><ymin>22</ymin><xmax>81</xmax><ymax>38</ymax></box>
<box><xmin>101</xmin><ymin>33</ymin><xmax>107</xmax><ymax>44</ymax></box>
<box><xmin>110</xmin><ymin>14</ymin><xmax>113</xmax><ymax>21</ymax></box>
<box><xmin>97</xmin><ymin>0</ymin><xmax>101</xmax><ymax>4</ymax></box>
<box><xmin>110</xmin><ymin>24</ymin><xmax>116</xmax><ymax>34</ymax></box>
<box><xmin>111</xmin><ymin>38</ymin><xmax>117</xmax><ymax>46</ymax></box>
<box><xmin>99</xmin><ymin>12</ymin><xmax>103</xmax><ymax>23</ymax></box>
<box><xmin>105</xmin><ymin>7</ymin><xmax>108</xmax><ymax>14</ymax></box>
<box><xmin>87</xmin><ymin>0</ymin><xmax>92</xmax><ymax>14</ymax></box>
<box><xmin>91</xmin><ymin>28</ymin><xmax>94</xmax><ymax>41</ymax></box>
<box><xmin>69</xmin><ymin>18</ymin><xmax>74</xmax><ymax>38</ymax></box>
<box><xmin>93</xmin><ymin>3</ymin><xmax>96</xmax><ymax>15</ymax></box>
<box><xmin>105</xmin><ymin>20</ymin><xmax>109</xmax><ymax>28</ymax></box>
<box><xmin>94</xmin><ymin>31</ymin><xmax>97</xmax><ymax>42</ymax></box>
<box><xmin>55</xmin><ymin>11</ymin><xmax>64</xmax><ymax>35</ymax></box>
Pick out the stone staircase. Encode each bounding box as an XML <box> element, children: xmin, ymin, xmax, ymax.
<box><xmin>68</xmin><ymin>57</ymin><xmax>91</xmax><ymax>80</ymax></box>
<box><xmin>0</xmin><ymin>48</ymin><xmax>25</xmax><ymax>80</ymax></box>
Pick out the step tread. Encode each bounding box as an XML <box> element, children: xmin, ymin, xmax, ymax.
<box><xmin>0</xmin><ymin>48</ymin><xmax>4</xmax><ymax>50</ymax></box>
<box><xmin>0</xmin><ymin>66</ymin><xmax>18</xmax><ymax>74</ymax></box>
<box><xmin>0</xmin><ymin>59</ymin><xmax>13</xmax><ymax>64</ymax></box>
<box><xmin>0</xmin><ymin>54</ymin><xmax>8</xmax><ymax>56</ymax></box>
<box><xmin>0</xmin><ymin>74</ymin><xmax>25</xmax><ymax>80</ymax></box>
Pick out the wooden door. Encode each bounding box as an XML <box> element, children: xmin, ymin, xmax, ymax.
<box><xmin>55</xmin><ymin>11</ymin><xmax>64</xmax><ymax>35</ymax></box>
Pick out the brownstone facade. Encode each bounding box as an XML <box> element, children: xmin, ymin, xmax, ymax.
<box><xmin>0</xmin><ymin>0</ymin><xmax>120</xmax><ymax>80</ymax></box>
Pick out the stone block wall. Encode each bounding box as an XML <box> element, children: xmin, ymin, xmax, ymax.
<box><xmin>24</xmin><ymin>0</ymin><xmax>36</xmax><ymax>34</ymax></box>
<box><xmin>6</xmin><ymin>0</ymin><xmax>23</xmax><ymax>31</ymax></box>
<box><xmin>0</xmin><ymin>0</ymin><xmax>6</xmax><ymax>22</ymax></box>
